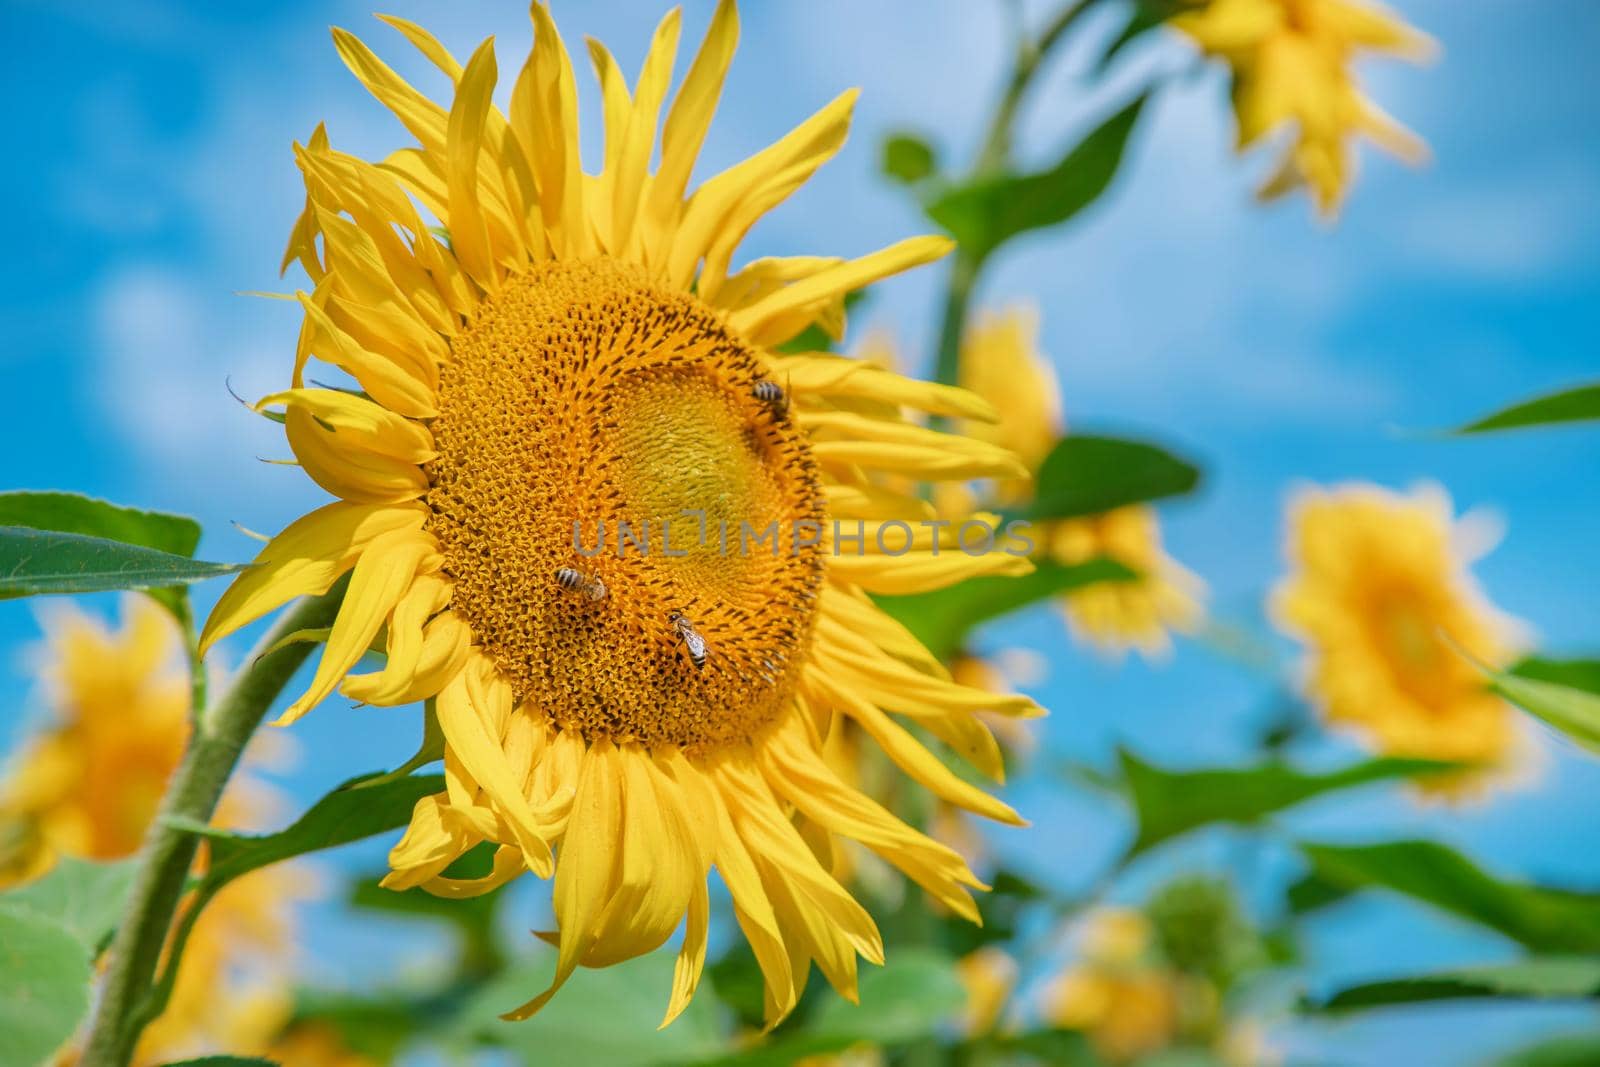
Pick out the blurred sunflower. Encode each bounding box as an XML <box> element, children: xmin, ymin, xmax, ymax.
<box><xmin>0</xmin><ymin>601</ymin><xmax>352</xmax><ymax>1066</ymax></box>
<box><xmin>1</xmin><ymin>599</ymin><xmax>189</xmax><ymax>883</ymax></box>
<box><xmin>955</xmin><ymin>945</ymin><xmax>1019</xmax><ymax>1037</ymax></box>
<box><xmin>1272</xmin><ymin>483</ymin><xmax>1526</xmax><ymax>794</ymax></box>
<box><xmin>205</xmin><ymin>2</ymin><xmax>1040</xmax><ymax>1027</ymax></box>
<box><xmin>1174</xmin><ymin>0</ymin><xmax>1435</xmax><ymax>217</ymax></box>
<box><xmin>1044</xmin><ymin>908</ymin><xmax>1184</xmax><ymax>1064</ymax></box>
<box><xmin>954</xmin><ymin>307</ymin><xmax>1204</xmax><ymax>658</ymax></box>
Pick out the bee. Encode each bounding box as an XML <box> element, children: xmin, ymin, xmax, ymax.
<box><xmin>668</xmin><ymin>610</ymin><xmax>708</xmax><ymax>669</ymax></box>
<box><xmin>554</xmin><ymin>567</ymin><xmax>606</xmax><ymax>601</ymax></box>
<box><xmin>753</xmin><ymin>378</ymin><xmax>789</xmax><ymax>416</ymax></box>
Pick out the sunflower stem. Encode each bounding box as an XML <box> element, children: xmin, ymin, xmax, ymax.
<box><xmin>80</xmin><ymin>585</ymin><xmax>346</xmax><ymax>1067</ymax></box>
<box><xmin>931</xmin><ymin>0</ymin><xmax>1088</xmax><ymax>397</ymax></box>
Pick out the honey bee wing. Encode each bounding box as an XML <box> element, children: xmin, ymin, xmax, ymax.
<box><xmin>684</xmin><ymin>628</ymin><xmax>708</xmax><ymax>666</ymax></box>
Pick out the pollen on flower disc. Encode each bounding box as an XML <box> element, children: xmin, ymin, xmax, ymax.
<box><xmin>424</xmin><ymin>259</ymin><xmax>825</xmax><ymax>749</ymax></box>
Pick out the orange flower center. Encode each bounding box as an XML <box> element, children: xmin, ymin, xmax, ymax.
<box><xmin>425</xmin><ymin>259</ymin><xmax>825</xmax><ymax>749</ymax></box>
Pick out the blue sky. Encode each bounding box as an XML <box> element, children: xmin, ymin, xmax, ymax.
<box><xmin>2</xmin><ymin>1</ymin><xmax>1598</xmax><ymax>1064</ymax></box>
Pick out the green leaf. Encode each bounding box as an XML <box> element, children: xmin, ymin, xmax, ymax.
<box><xmin>926</xmin><ymin>94</ymin><xmax>1147</xmax><ymax>262</ymax></box>
<box><xmin>874</xmin><ymin>556</ymin><xmax>1135</xmax><ymax>661</ymax></box>
<box><xmin>159</xmin><ymin>1059</ymin><xmax>281</xmax><ymax>1066</ymax></box>
<box><xmin>1022</xmin><ymin>434</ymin><xmax>1201</xmax><ymax>522</ymax></box>
<box><xmin>0</xmin><ymin>527</ymin><xmax>245</xmax><ymax>599</ymax></box>
<box><xmin>1300</xmin><ymin>840</ymin><xmax>1600</xmax><ymax>953</ymax></box>
<box><xmin>0</xmin><ymin>856</ymin><xmax>137</xmax><ymax>953</ymax></box>
<box><xmin>882</xmin><ymin>132</ymin><xmax>938</xmax><ymax>184</ymax></box>
<box><xmin>351</xmin><ymin>700</ymin><xmax>444</xmax><ymax>790</ymax></box>
<box><xmin>457</xmin><ymin>948</ymin><xmax>726</xmax><ymax>1066</ymax></box>
<box><xmin>0</xmin><ymin>491</ymin><xmax>200</xmax><ymax>557</ymax></box>
<box><xmin>0</xmin><ymin>906</ymin><xmax>94</xmax><ymax>1067</ymax></box>
<box><xmin>1490</xmin><ymin>666</ymin><xmax>1600</xmax><ymax>753</ymax></box>
<box><xmin>1097</xmin><ymin>0</ymin><xmax>1185</xmax><ymax>70</ymax></box>
<box><xmin>1453</xmin><ymin>382</ymin><xmax>1600</xmax><ymax>434</ymax></box>
<box><xmin>705</xmin><ymin>949</ymin><xmax>966</xmax><ymax>1065</ymax></box>
<box><xmin>168</xmin><ymin>774</ymin><xmax>444</xmax><ymax>889</ymax></box>
<box><xmin>288</xmin><ymin>988</ymin><xmax>455</xmax><ymax>1063</ymax></box>
<box><xmin>347</xmin><ymin>843</ymin><xmax>506</xmax><ymax>977</ymax></box>
<box><xmin>1511</xmin><ymin>657</ymin><xmax>1600</xmax><ymax>696</ymax></box>
<box><xmin>1120</xmin><ymin>752</ymin><xmax>1454</xmax><ymax>855</ymax></box>
<box><xmin>808</xmin><ymin>948</ymin><xmax>967</xmax><ymax>1043</ymax></box>
<box><xmin>1315</xmin><ymin>957</ymin><xmax>1600</xmax><ymax>1014</ymax></box>
<box><xmin>1485</xmin><ymin>1032</ymin><xmax>1600</xmax><ymax>1067</ymax></box>
<box><xmin>1285</xmin><ymin>870</ymin><xmax>1355</xmax><ymax>916</ymax></box>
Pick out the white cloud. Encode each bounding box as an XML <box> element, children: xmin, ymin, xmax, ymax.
<box><xmin>91</xmin><ymin>266</ymin><xmax>309</xmax><ymax>517</ymax></box>
<box><xmin>1394</xmin><ymin>162</ymin><xmax>1600</xmax><ymax>281</ymax></box>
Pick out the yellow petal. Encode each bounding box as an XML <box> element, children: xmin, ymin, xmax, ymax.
<box><xmin>585</xmin><ymin>744</ymin><xmax>696</xmax><ymax>968</ymax></box>
<box><xmin>512</xmin><ymin>3</ymin><xmax>590</xmax><ymax>258</ymax></box>
<box><xmin>642</xmin><ymin>0</ymin><xmax>738</xmax><ymax>266</ymax></box>
<box><xmin>661</xmin><ymin>879</ymin><xmax>710</xmax><ymax>1028</ymax></box>
<box><xmin>806</xmin><ymin>670</ymin><xmax>1026</xmax><ymax>826</ymax></box>
<box><xmin>727</xmin><ymin>236</ymin><xmax>953</xmax><ymax>345</ymax></box>
<box><xmin>277</xmin><ymin>527</ymin><xmax>439</xmax><ymax>724</ymax></box>
<box><xmin>827</xmin><ymin>547</ymin><xmax>1033</xmax><ymax>595</ymax></box>
<box><xmin>707</xmin><ymin>782</ymin><xmax>795</xmax><ymax>1027</ymax></box>
<box><xmin>502</xmin><ymin>739</ymin><xmax>621</xmax><ymax>1021</ymax></box>
<box><xmin>772</xmin><ymin>351</ymin><xmax>998</xmax><ymax>422</ymax></box>
<box><xmin>384</xmin><ymin>792</ymin><xmax>474</xmax><ymax>886</ymax></box>
<box><xmin>762</xmin><ymin>717</ymin><xmax>985</xmax><ymax>920</ymax></box>
<box><xmin>667</xmin><ymin>89</ymin><xmax>856</xmax><ymax>292</ymax></box>
<box><xmin>447</xmin><ymin>38</ymin><xmax>505</xmax><ymax>290</ymax></box>
<box><xmin>296</xmin><ymin>292</ymin><xmax>438</xmax><ymax>418</ymax></box>
<box><xmin>422</xmin><ymin>843</ymin><xmax>526</xmax><ymax>898</ymax></box>
<box><xmin>200</xmin><ymin>502</ymin><xmax>426</xmax><ymax>655</ymax></box>
<box><xmin>434</xmin><ymin>660</ymin><xmax>557</xmax><ymax>875</ymax></box>
<box><xmin>610</xmin><ymin>9</ymin><xmax>681</xmax><ymax>259</ymax></box>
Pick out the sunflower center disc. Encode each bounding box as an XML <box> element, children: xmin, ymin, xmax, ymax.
<box><xmin>425</xmin><ymin>259</ymin><xmax>825</xmax><ymax>749</ymax></box>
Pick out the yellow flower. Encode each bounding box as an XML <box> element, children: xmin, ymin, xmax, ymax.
<box><xmin>795</xmin><ymin>1046</ymin><xmax>887</xmax><ymax>1067</ymax></box>
<box><xmin>956</xmin><ymin>308</ymin><xmax>1204</xmax><ymax>658</ymax></box>
<box><xmin>956</xmin><ymin>308</ymin><xmax>1062</xmax><ymax>501</ymax></box>
<box><xmin>1</xmin><ymin>599</ymin><xmax>189</xmax><ymax>880</ymax></box>
<box><xmin>128</xmin><ymin>873</ymin><xmax>299</xmax><ymax>1066</ymax></box>
<box><xmin>1047</xmin><ymin>508</ymin><xmax>1205</xmax><ymax>659</ymax></box>
<box><xmin>0</xmin><ymin>601</ymin><xmax>316</xmax><ymax>1066</ymax></box>
<box><xmin>1174</xmin><ymin>0</ymin><xmax>1434</xmax><ymax>217</ymax></box>
<box><xmin>955</xmin><ymin>945</ymin><xmax>1018</xmax><ymax>1037</ymax></box>
<box><xmin>203</xmin><ymin>2</ymin><xmax>1040</xmax><ymax>1028</ymax></box>
<box><xmin>1045</xmin><ymin>909</ymin><xmax>1182</xmax><ymax>1064</ymax></box>
<box><xmin>1271</xmin><ymin>483</ymin><xmax>1525</xmax><ymax>792</ymax></box>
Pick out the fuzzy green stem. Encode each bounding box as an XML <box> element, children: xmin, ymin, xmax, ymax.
<box><xmin>931</xmin><ymin>0</ymin><xmax>1089</xmax><ymax>396</ymax></box>
<box><xmin>80</xmin><ymin>586</ymin><xmax>346</xmax><ymax>1067</ymax></box>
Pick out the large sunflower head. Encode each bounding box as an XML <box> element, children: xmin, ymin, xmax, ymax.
<box><xmin>1173</xmin><ymin>0</ymin><xmax>1434</xmax><ymax>217</ymax></box>
<box><xmin>1271</xmin><ymin>482</ymin><xmax>1526</xmax><ymax>793</ymax></box>
<box><xmin>203</xmin><ymin>2</ymin><xmax>1042</xmax><ymax>1027</ymax></box>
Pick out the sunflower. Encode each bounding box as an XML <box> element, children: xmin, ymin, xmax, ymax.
<box><xmin>0</xmin><ymin>601</ymin><xmax>321</xmax><ymax>1066</ymax></box>
<box><xmin>1</xmin><ymin>599</ymin><xmax>189</xmax><ymax>883</ymax></box>
<box><xmin>954</xmin><ymin>945</ymin><xmax>1018</xmax><ymax>1037</ymax></box>
<box><xmin>1174</xmin><ymin>0</ymin><xmax>1434</xmax><ymax>217</ymax></box>
<box><xmin>1043</xmin><ymin>909</ymin><xmax>1184</xmax><ymax>1064</ymax></box>
<box><xmin>1271</xmin><ymin>483</ymin><xmax>1525</xmax><ymax>793</ymax></box>
<box><xmin>203</xmin><ymin>2</ymin><xmax>1040</xmax><ymax>1026</ymax></box>
<box><xmin>954</xmin><ymin>307</ymin><xmax>1204</xmax><ymax>658</ymax></box>
<box><xmin>122</xmin><ymin>877</ymin><xmax>298</xmax><ymax>1067</ymax></box>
